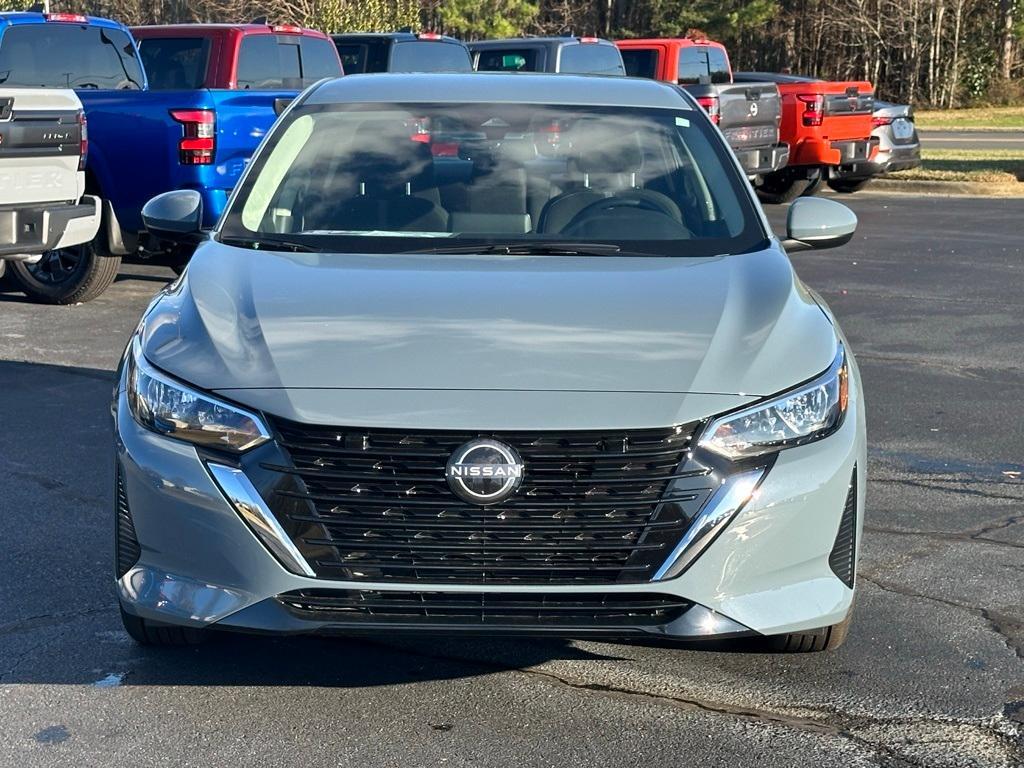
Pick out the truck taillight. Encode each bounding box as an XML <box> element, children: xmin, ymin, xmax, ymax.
<box><xmin>170</xmin><ymin>109</ymin><xmax>215</xmax><ymax>165</ymax></box>
<box><xmin>797</xmin><ymin>93</ymin><xmax>825</xmax><ymax>127</ymax></box>
<box><xmin>45</xmin><ymin>13</ymin><xmax>87</xmax><ymax>23</ymax></box>
<box><xmin>695</xmin><ymin>95</ymin><xmax>720</xmax><ymax>125</ymax></box>
<box><xmin>271</xmin><ymin>25</ymin><xmax>302</xmax><ymax>34</ymax></box>
<box><xmin>418</xmin><ymin>32</ymin><xmax>442</xmax><ymax>40</ymax></box>
<box><xmin>78</xmin><ymin>110</ymin><xmax>88</xmax><ymax>171</ymax></box>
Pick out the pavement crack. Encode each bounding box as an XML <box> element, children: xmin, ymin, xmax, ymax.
<box><xmin>864</xmin><ymin>523</ymin><xmax>1024</xmax><ymax>552</ymax></box>
<box><xmin>0</xmin><ymin>606</ymin><xmax>109</xmax><ymax>638</ymax></box>
<box><xmin>360</xmin><ymin>638</ymin><xmax>1021</xmax><ymax>767</ymax></box>
<box><xmin>871</xmin><ymin>476</ymin><xmax>1024</xmax><ymax>503</ymax></box>
<box><xmin>859</xmin><ymin>574</ymin><xmax>1024</xmax><ymax>662</ymax></box>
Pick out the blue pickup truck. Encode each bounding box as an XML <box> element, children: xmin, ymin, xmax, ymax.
<box><xmin>0</xmin><ymin>12</ymin><xmax>342</xmax><ymax>302</ymax></box>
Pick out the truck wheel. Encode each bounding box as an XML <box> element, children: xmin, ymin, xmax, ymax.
<box><xmin>756</xmin><ymin>174</ymin><xmax>811</xmax><ymax>205</ymax></box>
<box><xmin>828</xmin><ymin>178</ymin><xmax>872</xmax><ymax>194</ymax></box>
<box><xmin>120</xmin><ymin>606</ymin><xmax>207</xmax><ymax>646</ymax></box>
<box><xmin>9</xmin><ymin>242</ymin><xmax>121</xmax><ymax>305</ymax></box>
<box><xmin>764</xmin><ymin>609</ymin><xmax>853</xmax><ymax>652</ymax></box>
<box><xmin>801</xmin><ymin>175</ymin><xmax>824</xmax><ymax>197</ymax></box>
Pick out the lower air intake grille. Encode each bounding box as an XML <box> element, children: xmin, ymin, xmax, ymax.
<box><xmin>828</xmin><ymin>466</ymin><xmax>857</xmax><ymax>588</ymax></box>
<box><xmin>262</xmin><ymin>420</ymin><xmax>710</xmax><ymax>585</ymax></box>
<box><xmin>115</xmin><ymin>465</ymin><xmax>141</xmax><ymax>578</ymax></box>
<box><xmin>278</xmin><ymin>589</ymin><xmax>692</xmax><ymax>626</ymax></box>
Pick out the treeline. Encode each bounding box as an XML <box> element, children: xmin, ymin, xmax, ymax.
<box><xmin>8</xmin><ymin>0</ymin><xmax>1022</xmax><ymax>106</ymax></box>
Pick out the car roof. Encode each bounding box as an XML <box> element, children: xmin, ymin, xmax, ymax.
<box><xmin>0</xmin><ymin>11</ymin><xmax>127</xmax><ymax>31</ymax></box>
<box><xmin>332</xmin><ymin>32</ymin><xmax>464</xmax><ymax>44</ymax></box>
<box><xmin>131</xmin><ymin>23</ymin><xmax>329</xmax><ymax>38</ymax></box>
<box><xmin>307</xmin><ymin>72</ymin><xmax>690</xmax><ymax>109</ymax></box>
<box><xmin>735</xmin><ymin>71</ymin><xmax>820</xmax><ymax>83</ymax></box>
<box><xmin>617</xmin><ymin>38</ymin><xmax>727</xmax><ymax>49</ymax></box>
<box><xmin>469</xmin><ymin>37</ymin><xmax>616</xmax><ymax>49</ymax></box>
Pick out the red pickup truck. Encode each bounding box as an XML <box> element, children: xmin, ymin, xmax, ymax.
<box><xmin>617</xmin><ymin>38</ymin><xmax>788</xmax><ymax>181</ymax></box>
<box><xmin>733</xmin><ymin>72</ymin><xmax>877</xmax><ymax>203</ymax></box>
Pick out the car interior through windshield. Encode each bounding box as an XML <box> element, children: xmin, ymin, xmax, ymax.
<box><xmin>228</xmin><ymin>103</ymin><xmax>762</xmax><ymax>254</ymax></box>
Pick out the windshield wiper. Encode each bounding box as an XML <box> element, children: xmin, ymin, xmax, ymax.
<box><xmin>218</xmin><ymin>235</ymin><xmax>316</xmax><ymax>253</ymax></box>
<box><xmin>407</xmin><ymin>241</ymin><xmax>630</xmax><ymax>256</ymax></box>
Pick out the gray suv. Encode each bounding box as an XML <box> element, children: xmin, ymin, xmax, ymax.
<box><xmin>116</xmin><ymin>73</ymin><xmax>866</xmax><ymax>652</ymax></box>
<box><xmin>471</xmin><ymin>37</ymin><xmax>625</xmax><ymax>75</ymax></box>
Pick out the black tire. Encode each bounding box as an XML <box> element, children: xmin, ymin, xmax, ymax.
<box><xmin>801</xmin><ymin>174</ymin><xmax>824</xmax><ymax>197</ymax></box>
<box><xmin>120</xmin><ymin>606</ymin><xmax>207</xmax><ymax>647</ymax></box>
<box><xmin>756</xmin><ymin>174</ymin><xmax>812</xmax><ymax>205</ymax></box>
<box><xmin>764</xmin><ymin>609</ymin><xmax>853</xmax><ymax>653</ymax></box>
<box><xmin>9</xmin><ymin>242</ymin><xmax>121</xmax><ymax>304</ymax></box>
<box><xmin>828</xmin><ymin>178</ymin><xmax>872</xmax><ymax>194</ymax></box>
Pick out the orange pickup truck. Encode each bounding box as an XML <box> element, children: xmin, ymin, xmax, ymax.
<box><xmin>733</xmin><ymin>72</ymin><xmax>878</xmax><ymax>203</ymax></box>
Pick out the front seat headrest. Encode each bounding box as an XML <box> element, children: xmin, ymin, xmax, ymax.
<box><xmin>569</xmin><ymin>120</ymin><xmax>644</xmax><ymax>177</ymax></box>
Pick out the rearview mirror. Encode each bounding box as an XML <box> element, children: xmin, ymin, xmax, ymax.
<box><xmin>782</xmin><ymin>197</ymin><xmax>857</xmax><ymax>252</ymax></box>
<box><xmin>142</xmin><ymin>190</ymin><xmax>204</xmax><ymax>245</ymax></box>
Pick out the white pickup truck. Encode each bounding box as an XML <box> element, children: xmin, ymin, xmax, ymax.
<box><xmin>0</xmin><ymin>87</ymin><xmax>104</xmax><ymax>303</ymax></box>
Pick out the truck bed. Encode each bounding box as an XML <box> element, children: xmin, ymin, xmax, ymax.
<box><xmin>79</xmin><ymin>88</ymin><xmax>291</xmax><ymax>237</ymax></box>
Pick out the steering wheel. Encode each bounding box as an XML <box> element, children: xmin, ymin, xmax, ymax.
<box><xmin>563</xmin><ymin>195</ymin><xmax>687</xmax><ymax>235</ymax></box>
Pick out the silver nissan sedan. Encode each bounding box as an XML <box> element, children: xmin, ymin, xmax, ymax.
<box><xmin>115</xmin><ymin>73</ymin><xmax>866</xmax><ymax>652</ymax></box>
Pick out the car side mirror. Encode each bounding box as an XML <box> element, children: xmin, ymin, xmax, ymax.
<box><xmin>142</xmin><ymin>190</ymin><xmax>204</xmax><ymax>245</ymax></box>
<box><xmin>273</xmin><ymin>97</ymin><xmax>292</xmax><ymax>116</ymax></box>
<box><xmin>782</xmin><ymin>197</ymin><xmax>858</xmax><ymax>252</ymax></box>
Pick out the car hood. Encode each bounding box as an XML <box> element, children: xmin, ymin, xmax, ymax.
<box><xmin>142</xmin><ymin>242</ymin><xmax>837</xmax><ymax>404</ymax></box>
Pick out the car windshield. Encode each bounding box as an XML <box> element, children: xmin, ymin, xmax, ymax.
<box><xmin>220</xmin><ymin>101</ymin><xmax>767</xmax><ymax>257</ymax></box>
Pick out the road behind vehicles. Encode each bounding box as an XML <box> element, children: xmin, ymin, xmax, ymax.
<box><xmin>0</xmin><ymin>12</ymin><xmax>342</xmax><ymax>303</ymax></box>
<box><xmin>117</xmin><ymin>73</ymin><xmax>865</xmax><ymax>653</ymax></box>
<box><xmin>830</xmin><ymin>100</ymin><xmax>921</xmax><ymax>192</ymax></box>
<box><xmin>617</xmin><ymin>38</ymin><xmax>788</xmax><ymax>181</ymax></box>
<box><xmin>734</xmin><ymin>72</ymin><xmax>876</xmax><ymax>203</ymax></box>
<box><xmin>333</xmin><ymin>32</ymin><xmax>471</xmax><ymax>72</ymax></box>
<box><xmin>0</xmin><ymin>86</ymin><xmax>102</xmax><ymax>296</ymax></box>
<box><xmin>470</xmin><ymin>37</ymin><xmax>625</xmax><ymax>75</ymax></box>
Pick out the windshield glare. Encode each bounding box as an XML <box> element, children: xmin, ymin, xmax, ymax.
<box><xmin>222</xmin><ymin>102</ymin><xmax>766</xmax><ymax>256</ymax></box>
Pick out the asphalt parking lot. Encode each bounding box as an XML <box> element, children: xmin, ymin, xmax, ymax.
<box><xmin>0</xmin><ymin>192</ymin><xmax>1022</xmax><ymax>767</ymax></box>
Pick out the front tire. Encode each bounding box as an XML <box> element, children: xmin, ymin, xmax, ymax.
<box><xmin>120</xmin><ymin>606</ymin><xmax>207</xmax><ymax>646</ymax></box>
<box><xmin>756</xmin><ymin>173</ymin><xmax>812</xmax><ymax>205</ymax></box>
<box><xmin>764</xmin><ymin>609</ymin><xmax>853</xmax><ymax>653</ymax></box>
<box><xmin>10</xmin><ymin>242</ymin><xmax>120</xmax><ymax>304</ymax></box>
<box><xmin>828</xmin><ymin>178</ymin><xmax>872</xmax><ymax>194</ymax></box>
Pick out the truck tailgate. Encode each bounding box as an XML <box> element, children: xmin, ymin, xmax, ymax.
<box><xmin>0</xmin><ymin>89</ymin><xmax>82</xmax><ymax>206</ymax></box>
<box><xmin>716</xmin><ymin>83</ymin><xmax>782</xmax><ymax>150</ymax></box>
<box><xmin>820</xmin><ymin>81</ymin><xmax>874</xmax><ymax>142</ymax></box>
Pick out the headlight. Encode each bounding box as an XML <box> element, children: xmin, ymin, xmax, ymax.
<box><xmin>698</xmin><ymin>344</ymin><xmax>849</xmax><ymax>460</ymax></box>
<box><xmin>126</xmin><ymin>337</ymin><xmax>269</xmax><ymax>453</ymax></box>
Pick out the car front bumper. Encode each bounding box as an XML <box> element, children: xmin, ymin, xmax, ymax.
<box><xmin>114</xmin><ymin>366</ymin><xmax>866</xmax><ymax>642</ymax></box>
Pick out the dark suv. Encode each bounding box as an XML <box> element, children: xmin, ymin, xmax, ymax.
<box><xmin>471</xmin><ymin>37</ymin><xmax>625</xmax><ymax>75</ymax></box>
<box><xmin>332</xmin><ymin>32</ymin><xmax>472</xmax><ymax>73</ymax></box>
